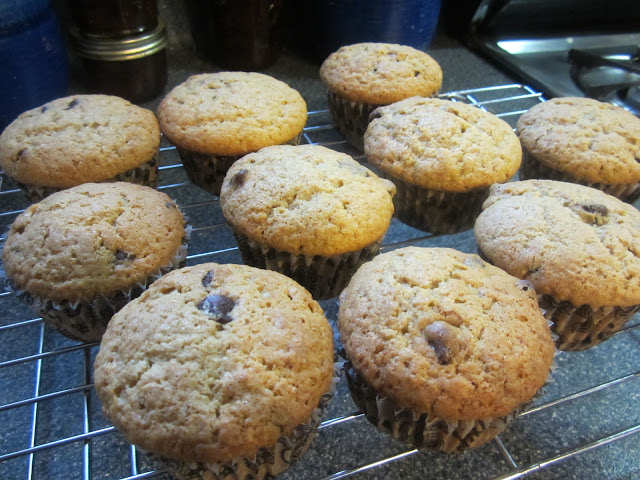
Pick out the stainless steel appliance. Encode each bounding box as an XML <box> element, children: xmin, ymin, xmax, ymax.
<box><xmin>444</xmin><ymin>0</ymin><xmax>640</xmax><ymax>113</ymax></box>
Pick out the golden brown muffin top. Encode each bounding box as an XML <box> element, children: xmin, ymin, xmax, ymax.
<box><xmin>220</xmin><ymin>145</ymin><xmax>396</xmax><ymax>256</ymax></box>
<box><xmin>2</xmin><ymin>182</ymin><xmax>186</xmax><ymax>302</ymax></box>
<box><xmin>338</xmin><ymin>247</ymin><xmax>554</xmax><ymax>421</ymax></box>
<box><xmin>364</xmin><ymin>97</ymin><xmax>522</xmax><ymax>192</ymax></box>
<box><xmin>319</xmin><ymin>42</ymin><xmax>442</xmax><ymax>104</ymax></box>
<box><xmin>157</xmin><ymin>72</ymin><xmax>308</xmax><ymax>155</ymax></box>
<box><xmin>475</xmin><ymin>179</ymin><xmax>640</xmax><ymax>307</ymax></box>
<box><xmin>0</xmin><ymin>95</ymin><xmax>160</xmax><ymax>188</ymax></box>
<box><xmin>94</xmin><ymin>263</ymin><xmax>334</xmax><ymax>464</ymax></box>
<box><xmin>516</xmin><ymin>97</ymin><xmax>640</xmax><ymax>184</ymax></box>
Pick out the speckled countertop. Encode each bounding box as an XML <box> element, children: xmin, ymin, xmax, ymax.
<box><xmin>1</xmin><ymin>1</ymin><xmax>639</xmax><ymax>480</ymax></box>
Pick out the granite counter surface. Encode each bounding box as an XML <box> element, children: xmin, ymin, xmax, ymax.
<box><xmin>1</xmin><ymin>2</ymin><xmax>639</xmax><ymax>480</ymax></box>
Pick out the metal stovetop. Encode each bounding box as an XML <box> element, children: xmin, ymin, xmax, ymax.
<box><xmin>457</xmin><ymin>0</ymin><xmax>640</xmax><ymax>112</ymax></box>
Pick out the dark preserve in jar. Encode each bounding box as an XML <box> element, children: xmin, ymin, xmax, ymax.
<box><xmin>187</xmin><ymin>0</ymin><xmax>284</xmax><ymax>70</ymax></box>
<box><xmin>68</xmin><ymin>0</ymin><xmax>158</xmax><ymax>37</ymax></box>
<box><xmin>71</xmin><ymin>22</ymin><xmax>167</xmax><ymax>103</ymax></box>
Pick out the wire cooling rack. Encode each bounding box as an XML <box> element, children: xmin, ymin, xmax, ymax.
<box><xmin>1</xmin><ymin>84</ymin><xmax>640</xmax><ymax>480</ymax></box>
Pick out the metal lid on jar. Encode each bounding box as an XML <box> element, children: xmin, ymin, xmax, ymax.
<box><xmin>71</xmin><ymin>21</ymin><xmax>167</xmax><ymax>62</ymax></box>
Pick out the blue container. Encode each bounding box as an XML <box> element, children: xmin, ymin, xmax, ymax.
<box><xmin>0</xmin><ymin>0</ymin><xmax>69</xmax><ymax>132</ymax></box>
<box><xmin>310</xmin><ymin>0</ymin><xmax>442</xmax><ymax>59</ymax></box>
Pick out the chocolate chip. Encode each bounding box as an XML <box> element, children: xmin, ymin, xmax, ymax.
<box><xmin>230</xmin><ymin>169</ymin><xmax>248</xmax><ymax>189</ymax></box>
<box><xmin>202</xmin><ymin>270</ymin><xmax>214</xmax><ymax>287</ymax></box>
<box><xmin>578</xmin><ymin>203</ymin><xmax>609</xmax><ymax>225</ymax></box>
<box><xmin>428</xmin><ymin>339</ymin><xmax>451</xmax><ymax>365</ymax></box>
<box><xmin>424</xmin><ymin>321</ymin><xmax>463</xmax><ymax>366</ymax></box>
<box><xmin>114</xmin><ymin>250</ymin><xmax>136</xmax><ymax>263</ymax></box>
<box><xmin>66</xmin><ymin>99</ymin><xmax>79</xmax><ymax>110</ymax></box>
<box><xmin>41</xmin><ymin>106</ymin><xmax>48</xmax><ymax>113</ymax></box>
<box><xmin>197</xmin><ymin>294</ymin><xmax>235</xmax><ymax>324</ymax></box>
<box><xmin>165</xmin><ymin>201</ymin><xmax>176</xmax><ymax>209</ymax></box>
<box><xmin>581</xmin><ymin>203</ymin><xmax>608</xmax><ymax>216</ymax></box>
<box><xmin>414</xmin><ymin>70</ymin><xmax>421</xmax><ymax>77</ymax></box>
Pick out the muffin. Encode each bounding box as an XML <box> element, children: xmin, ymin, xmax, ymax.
<box><xmin>319</xmin><ymin>42</ymin><xmax>442</xmax><ymax>151</ymax></box>
<box><xmin>0</xmin><ymin>94</ymin><xmax>160</xmax><ymax>202</ymax></box>
<box><xmin>337</xmin><ymin>247</ymin><xmax>555</xmax><ymax>453</ymax></box>
<box><xmin>364</xmin><ymin>96</ymin><xmax>522</xmax><ymax>234</ymax></box>
<box><xmin>94</xmin><ymin>262</ymin><xmax>338</xmax><ymax>480</ymax></box>
<box><xmin>475</xmin><ymin>179</ymin><xmax>640</xmax><ymax>351</ymax></box>
<box><xmin>2</xmin><ymin>182</ymin><xmax>190</xmax><ymax>342</ymax></box>
<box><xmin>219</xmin><ymin>144</ymin><xmax>396</xmax><ymax>300</ymax></box>
<box><xmin>516</xmin><ymin>96</ymin><xmax>640</xmax><ymax>202</ymax></box>
<box><xmin>157</xmin><ymin>72</ymin><xmax>308</xmax><ymax>196</ymax></box>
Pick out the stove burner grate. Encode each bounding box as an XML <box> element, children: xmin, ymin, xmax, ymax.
<box><xmin>569</xmin><ymin>45</ymin><xmax>640</xmax><ymax>115</ymax></box>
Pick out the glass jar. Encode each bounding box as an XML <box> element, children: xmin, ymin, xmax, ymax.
<box><xmin>71</xmin><ymin>22</ymin><xmax>167</xmax><ymax>103</ymax></box>
<box><xmin>187</xmin><ymin>0</ymin><xmax>284</xmax><ymax>71</ymax></box>
<box><xmin>67</xmin><ymin>0</ymin><xmax>158</xmax><ymax>38</ymax></box>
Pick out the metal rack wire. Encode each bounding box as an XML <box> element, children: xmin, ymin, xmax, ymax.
<box><xmin>1</xmin><ymin>84</ymin><xmax>639</xmax><ymax>480</ymax></box>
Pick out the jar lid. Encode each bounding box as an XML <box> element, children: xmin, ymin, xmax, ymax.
<box><xmin>71</xmin><ymin>21</ymin><xmax>167</xmax><ymax>61</ymax></box>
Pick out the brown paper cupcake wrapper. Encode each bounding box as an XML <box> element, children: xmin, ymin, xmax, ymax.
<box><xmin>232</xmin><ymin>231</ymin><xmax>383</xmax><ymax>300</ymax></box>
<box><xmin>327</xmin><ymin>91</ymin><xmax>380</xmax><ymax>152</ymax></box>
<box><xmin>177</xmin><ymin>133</ymin><xmax>303</xmax><ymax>197</ymax></box>
<box><xmin>344</xmin><ymin>361</ymin><xmax>538</xmax><ymax>453</ymax></box>
<box><xmin>7</xmin><ymin>224</ymin><xmax>191</xmax><ymax>343</ymax></box>
<box><xmin>538</xmin><ymin>294</ymin><xmax>640</xmax><ymax>351</ymax></box>
<box><xmin>520</xmin><ymin>149</ymin><xmax>640</xmax><ymax>203</ymax></box>
<box><xmin>476</xmin><ymin>247</ymin><xmax>629</xmax><ymax>351</ymax></box>
<box><xmin>387</xmin><ymin>174</ymin><xmax>490</xmax><ymax>234</ymax></box>
<box><xmin>159</xmin><ymin>359</ymin><xmax>344</xmax><ymax>480</ymax></box>
<box><xmin>177</xmin><ymin>149</ymin><xmax>242</xmax><ymax>197</ymax></box>
<box><xmin>16</xmin><ymin>154</ymin><xmax>160</xmax><ymax>203</ymax></box>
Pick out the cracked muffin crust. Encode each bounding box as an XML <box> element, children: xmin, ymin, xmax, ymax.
<box><xmin>2</xmin><ymin>182</ymin><xmax>189</xmax><ymax>341</ymax></box>
<box><xmin>157</xmin><ymin>72</ymin><xmax>307</xmax><ymax>156</ymax></box>
<box><xmin>319</xmin><ymin>42</ymin><xmax>442</xmax><ymax>152</ymax></box>
<box><xmin>156</xmin><ymin>71</ymin><xmax>307</xmax><ymax>196</ymax></box>
<box><xmin>363</xmin><ymin>96</ymin><xmax>521</xmax><ymax>233</ymax></box>
<box><xmin>319</xmin><ymin>42</ymin><xmax>442</xmax><ymax>105</ymax></box>
<box><xmin>219</xmin><ymin>144</ymin><xmax>396</xmax><ymax>299</ymax></box>
<box><xmin>338</xmin><ymin>246</ymin><xmax>554</xmax><ymax>422</ymax></box>
<box><xmin>516</xmin><ymin>97</ymin><xmax>640</xmax><ymax>201</ymax></box>
<box><xmin>475</xmin><ymin>180</ymin><xmax>640</xmax><ymax>350</ymax></box>
<box><xmin>475</xmin><ymin>180</ymin><xmax>640</xmax><ymax>308</ymax></box>
<box><xmin>94</xmin><ymin>262</ymin><xmax>335</xmax><ymax>468</ymax></box>
<box><xmin>220</xmin><ymin>144</ymin><xmax>395</xmax><ymax>257</ymax></box>
<box><xmin>0</xmin><ymin>94</ymin><xmax>160</xmax><ymax>198</ymax></box>
<box><xmin>365</xmin><ymin>96</ymin><xmax>522</xmax><ymax>192</ymax></box>
<box><xmin>3</xmin><ymin>182</ymin><xmax>187</xmax><ymax>303</ymax></box>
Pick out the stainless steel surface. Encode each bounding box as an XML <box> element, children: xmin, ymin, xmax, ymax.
<box><xmin>469</xmin><ymin>32</ymin><xmax>640</xmax><ymax>102</ymax></box>
<box><xmin>2</xmin><ymin>84</ymin><xmax>640</xmax><ymax>480</ymax></box>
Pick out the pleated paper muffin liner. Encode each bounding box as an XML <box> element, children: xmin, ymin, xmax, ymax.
<box><xmin>344</xmin><ymin>361</ymin><xmax>542</xmax><ymax>454</ymax></box>
<box><xmin>519</xmin><ymin>149</ymin><xmax>640</xmax><ymax>203</ymax></box>
<box><xmin>16</xmin><ymin>153</ymin><xmax>160</xmax><ymax>203</ymax></box>
<box><xmin>327</xmin><ymin>91</ymin><xmax>380</xmax><ymax>152</ymax></box>
<box><xmin>386</xmin><ymin>174</ymin><xmax>489</xmax><ymax>234</ymax></box>
<box><xmin>538</xmin><ymin>294</ymin><xmax>640</xmax><ymax>351</ymax></box>
<box><xmin>159</xmin><ymin>359</ymin><xmax>344</xmax><ymax>480</ymax></box>
<box><xmin>475</xmin><ymin>247</ymin><xmax>629</xmax><ymax>352</ymax></box>
<box><xmin>177</xmin><ymin>133</ymin><xmax>303</xmax><ymax>197</ymax></box>
<box><xmin>7</xmin><ymin>224</ymin><xmax>191</xmax><ymax>343</ymax></box>
<box><xmin>232</xmin><ymin>231</ymin><xmax>383</xmax><ymax>300</ymax></box>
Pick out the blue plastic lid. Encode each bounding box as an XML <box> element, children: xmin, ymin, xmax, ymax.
<box><xmin>0</xmin><ymin>0</ymin><xmax>52</xmax><ymax>34</ymax></box>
